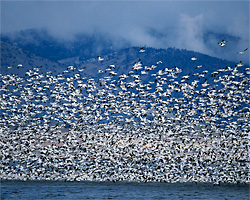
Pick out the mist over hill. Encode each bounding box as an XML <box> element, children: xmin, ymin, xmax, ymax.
<box><xmin>1</xmin><ymin>29</ymin><xmax>126</xmax><ymax>62</ymax></box>
<box><xmin>1</xmin><ymin>28</ymin><xmax>248</xmax><ymax>66</ymax></box>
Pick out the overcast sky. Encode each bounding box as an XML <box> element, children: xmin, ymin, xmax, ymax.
<box><xmin>1</xmin><ymin>1</ymin><xmax>249</xmax><ymax>63</ymax></box>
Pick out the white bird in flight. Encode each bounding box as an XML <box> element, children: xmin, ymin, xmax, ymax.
<box><xmin>191</xmin><ymin>56</ymin><xmax>197</xmax><ymax>61</ymax></box>
<box><xmin>238</xmin><ymin>48</ymin><xmax>248</xmax><ymax>54</ymax></box>
<box><xmin>237</xmin><ymin>61</ymin><xmax>244</xmax><ymax>67</ymax></box>
<box><xmin>139</xmin><ymin>48</ymin><xmax>145</xmax><ymax>53</ymax></box>
<box><xmin>98</xmin><ymin>56</ymin><xmax>104</xmax><ymax>61</ymax></box>
<box><xmin>218</xmin><ymin>40</ymin><xmax>227</xmax><ymax>47</ymax></box>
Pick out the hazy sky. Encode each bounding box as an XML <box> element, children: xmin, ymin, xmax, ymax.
<box><xmin>1</xmin><ymin>1</ymin><xmax>249</xmax><ymax>62</ymax></box>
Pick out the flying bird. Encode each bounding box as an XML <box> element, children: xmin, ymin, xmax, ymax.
<box><xmin>218</xmin><ymin>40</ymin><xmax>227</xmax><ymax>47</ymax></box>
<box><xmin>110</xmin><ymin>65</ymin><xmax>115</xmax><ymax>69</ymax></box>
<box><xmin>238</xmin><ymin>48</ymin><xmax>248</xmax><ymax>54</ymax></box>
<box><xmin>237</xmin><ymin>61</ymin><xmax>244</xmax><ymax>67</ymax></box>
<box><xmin>191</xmin><ymin>56</ymin><xmax>197</xmax><ymax>61</ymax></box>
<box><xmin>139</xmin><ymin>48</ymin><xmax>145</xmax><ymax>53</ymax></box>
<box><xmin>196</xmin><ymin>65</ymin><xmax>203</xmax><ymax>69</ymax></box>
<box><xmin>78</xmin><ymin>67</ymin><xmax>85</xmax><ymax>72</ymax></box>
<box><xmin>98</xmin><ymin>56</ymin><xmax>104</xmax><ymax>61</ymax></box>
<box><xmin>17</xmin><ymin>64</ymin><xmax>23</xmax><ymax>68</ymax></box>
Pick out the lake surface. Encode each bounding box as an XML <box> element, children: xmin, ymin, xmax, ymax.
<box><xmin>1</xmin><ymin>180</ymin><xmax>249</xmax><ymax>200</ymax></box>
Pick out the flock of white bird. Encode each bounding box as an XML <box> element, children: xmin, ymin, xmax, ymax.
<box><xmin>0</xmin><ymin>46</ymin><xmax>249</xmax><ymax>184</ymax></box>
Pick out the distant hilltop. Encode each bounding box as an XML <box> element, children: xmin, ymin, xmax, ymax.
<box><xmin>0</xmin><ymin>41</ymin><xmax>65</xmax><ymax>76</ymax></box>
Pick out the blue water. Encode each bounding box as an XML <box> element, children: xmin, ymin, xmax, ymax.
<box><xmin>1</xmin><ymin>180</ymin><xmax>249</xmax><ymax>200</ymax></box>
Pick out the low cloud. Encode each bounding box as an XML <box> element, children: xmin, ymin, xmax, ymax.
<box><xmin>174</xmin><ymin>14</ymin><xmax>208</xmax><ymax>53</ymax></box>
